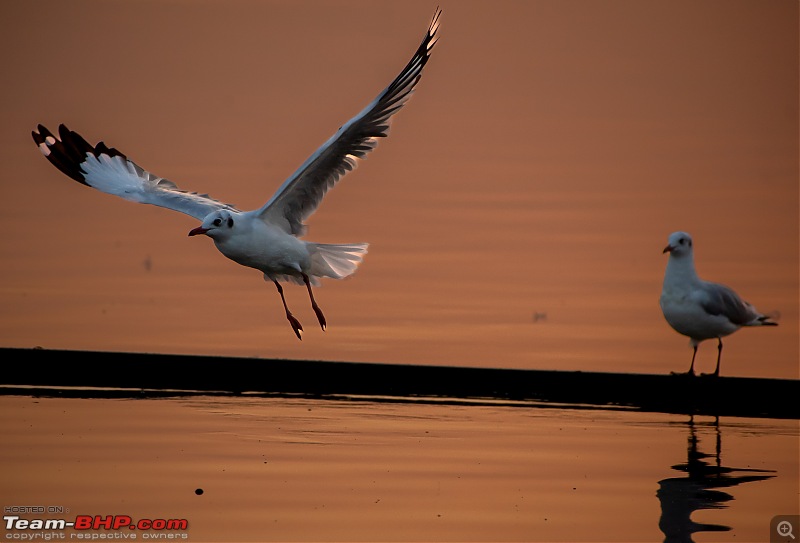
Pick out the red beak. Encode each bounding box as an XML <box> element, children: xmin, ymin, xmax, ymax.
<box><xmin>188</xmin><ymin>226</ymin><xmax>209</xmax><ymax>237</ymax></box>
<box><xmin>663</xmin><ymin>244</ymin><xmax>674</xmax><ymax>254</ymax></box>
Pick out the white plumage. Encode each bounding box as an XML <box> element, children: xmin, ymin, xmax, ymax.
<box><xmin>660</xmin><ymin>231</ymin><xmax>778</xmax><ymax>376</ymax></box>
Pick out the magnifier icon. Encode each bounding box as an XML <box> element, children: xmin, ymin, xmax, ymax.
<box><xmin>778</xmin><ymin>520</ymin><xmax>796</xmax><ymax>540</ymax></box>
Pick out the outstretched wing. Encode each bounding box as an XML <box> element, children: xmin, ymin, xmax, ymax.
<box><xmin>32</xmin><ymin>124</ymin><xmax>238</xmax><ymax>221</ymax></box>
<box><xmin>255</xmin><ymin>8</ymin><xmax>441</xmax><ymax>236</ymax></box>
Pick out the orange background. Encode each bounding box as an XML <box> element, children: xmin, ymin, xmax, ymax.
<box><xmin>1</xmin><ymin>0</ymin><xmax>797</xmax><ymax>378</ymax></box>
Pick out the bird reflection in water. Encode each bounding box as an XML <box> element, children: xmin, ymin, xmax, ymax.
<box><xmin>657</xmin><ymin>416</ymin><xmax>775</xmax><ymax>543</ymax></box>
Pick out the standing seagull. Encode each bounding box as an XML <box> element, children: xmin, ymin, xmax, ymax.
<box><xmin>660</xmin><ymin>231</ymin><xmax>778</xmax><ymax>376</ymax></box>
<box><xmin>32</xmin><ymin>8</ymin><xmax>441</xmax><ymax>340</ymax></box>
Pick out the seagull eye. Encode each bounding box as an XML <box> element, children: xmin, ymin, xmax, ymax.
<box><xmin>213</xmin><ymin>218</ymin><xmax>222</xmax><ymax>227</ymax></box>
<box><xmin>227</xmin><ymin>218</ymin><xmax>234</xmax><ymax>228</ymax></box>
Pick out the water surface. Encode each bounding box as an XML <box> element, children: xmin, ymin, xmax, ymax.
<box><xmin>2</xmin><ymin>395</ymin><xmax>796</xmax><ymax>542</ymax></box>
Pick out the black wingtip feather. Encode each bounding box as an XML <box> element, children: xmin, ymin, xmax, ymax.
<box><xmin>33</xmin><ymin>126</ymin><xmax>82</xmax><ymax>184</ymax></box>
<box><xmin>33</xmin><ymin>124</ymin><xmax>130</xmax><ymax>186</ymax></box>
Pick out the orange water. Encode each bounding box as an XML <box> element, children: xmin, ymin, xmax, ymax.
<box><xmin>1</xmin><ymin>395</ymin><xmax>797</xmax><ymax>542</ymax></box>
<box><xmin>0</xmin><ymin>1</ymin><xmax>797</xmax><ymax>378</ymax></box>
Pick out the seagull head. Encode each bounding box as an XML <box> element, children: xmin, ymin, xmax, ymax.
<box><xmin>188</xmin><ymin>209</ymin><xmax>236</xmax><ymax>239</ymax></box>
<box><xmin>663</xmin><ymin>231</ymin><xmax>693</xmax><ymax>256</ymax></box>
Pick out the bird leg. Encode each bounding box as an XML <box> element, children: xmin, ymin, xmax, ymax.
<box><xmin>671</xmin><ymin>345</ymin><xmax>698</xmax><ymax>377</ymax></box>
<box><xmin>302</xmin><ymin>273</ymin><xmax>326</xmax><ymax>331</ymax></box>
<box><xmin>273</xmin><ymin>280</ymin><xmax>303</xmax><ymax>340</ymax></box>
<box><xmin>699</xmin><ymin>339</ymin><xmax>723</xmax><ymax>377</ymax></box>
<box><xmin>687</xmin><ymin>346</ymin><xmax>698</xmax><ymax>376</ymax></box>
<box><xmin>711</xmin><ymin>339</ymin><xmax>723</xmax><ymax>377</ymax></box>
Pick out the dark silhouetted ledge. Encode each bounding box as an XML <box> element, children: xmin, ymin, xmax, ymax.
<box><xmin>1</xmin><ymin>347</ymin><xmax>797</xmax><ymax>419</ymax></box>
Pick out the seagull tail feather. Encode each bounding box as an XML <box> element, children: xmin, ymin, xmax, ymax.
<box><xmin>757</xmin><ymin>310</ymin><xmax>780</xmax><ymax>326</ymax></box>
<box><xmin>309</xmin><ymin>243</ymin><xmax>369</xmax><ymax>281</ymax></box>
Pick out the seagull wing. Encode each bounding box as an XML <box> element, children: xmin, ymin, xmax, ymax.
<box><xmin>698</xmin><ymin>282</ymin><xmax>759</xmax><ymax>326</ymax></box>
<box><xmin>254</xmin><ymin>8</ymin><xmax>441</xmax><ymax>236</ymax></box>
<box><xmin>32</xmin><ymin>124</ymin><xmax>238</xmax><ymax>221</ymax></box>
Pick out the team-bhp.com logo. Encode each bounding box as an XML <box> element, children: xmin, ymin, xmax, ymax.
<box><xmin>4</xmin><ymin>513</ymin><xmax>189</xmax><ymax>540</ymax></box>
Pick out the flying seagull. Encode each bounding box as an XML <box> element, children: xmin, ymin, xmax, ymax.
<box><xmin>659</xmin><ymin>231</ymin><xmax>778</xmax><ymax>376</ymax></box>
<box><xmin>32</xmin><ymin>8</ymin><xmax>441</xmax><ymax>340</ymax></box>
